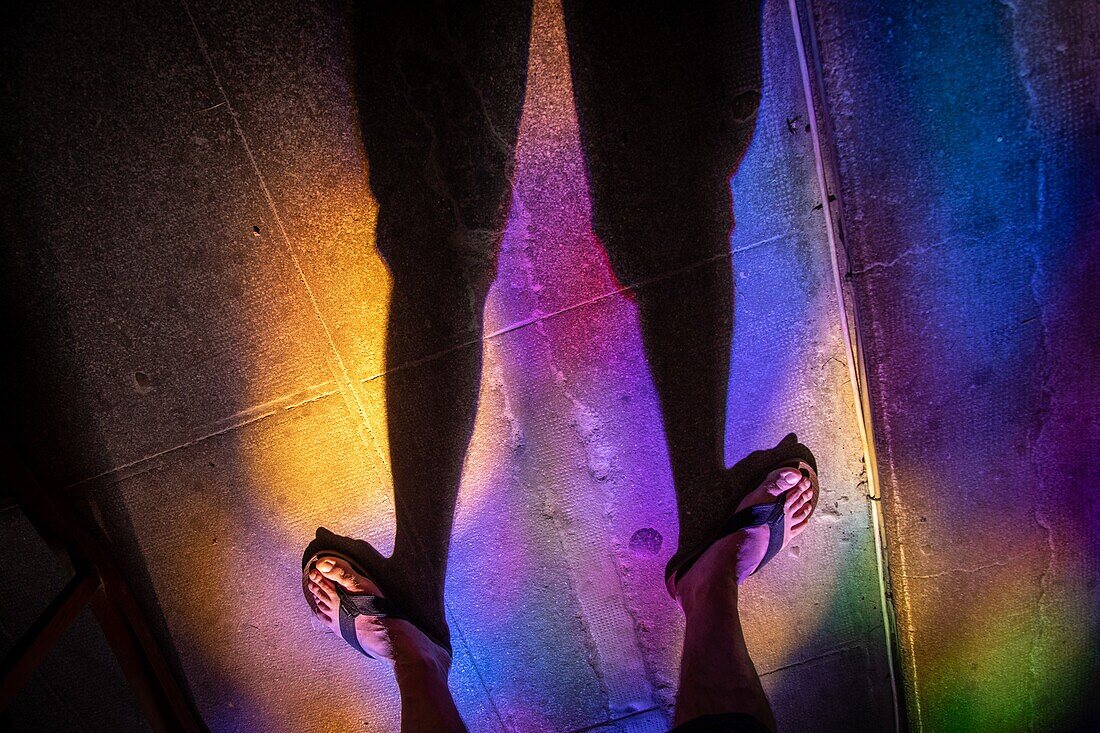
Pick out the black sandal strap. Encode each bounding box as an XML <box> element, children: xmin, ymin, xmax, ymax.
<box><xmin>333</xmin><ymin>582</ymin><xmax>405</xmax><ymax>658</ymax></box>
<box><xmin>756</xmin><ymin>498</ymin><xmax>788</xmax><ymax>575</ymax></box>
<box><xmin>717</xmin><ymin>493</ymin><xmax>789</xmax><ymax>576</ymax></box>
<box><xmin>337</xmin><ymin>602</ymin><xmax>369</xmax><ymax>657</ymax></box>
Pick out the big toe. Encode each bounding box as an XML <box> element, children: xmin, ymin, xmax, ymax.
<box><xmin>316</xmin><ymin>557</ymin><xmax>355</xmax><ymax>587</ymax></box>
<box><xmin>767</xmin><ymin>467</ymin><xmax>802</xmax><ymax>496</ymax></box>
<box><xmin>314</xmin><ymin>556</ymin><xmax>383</xmax><ymax>599</ymax></box>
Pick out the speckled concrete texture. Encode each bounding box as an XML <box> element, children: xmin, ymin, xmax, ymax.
<box><xmin>811</xmin><ymin>0</ymin><xmax>1100</xmax><ymax>730</ymax></box>
<box><xmin>2</xmin><ymin>1</ymin><xmax>896</xmax><ymax>731</ymax></box>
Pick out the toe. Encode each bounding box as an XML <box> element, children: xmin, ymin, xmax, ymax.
<box><xmin>769</xmin><ymin>468</ymin><xmax>802</xmax><ymax>495</ymax></box>
<box><xmin>309</xmin><ymin>579</ymin><xmax>336</xmax><ymax>605</ymax></box>
<box><xmin>792</xmin><ymin>500</ymin><xmax>813</xmax><ymax>524</ymax></box>
<box><xmin>315</xmin><ymin>557</ymin><xmax>356</xmax><ymax>589</ymax></box>
<box><xmin>791</xmin><ymin>510</ymin><xmax>813</xmax><ymax>533</ymax></box>
<box><xmin>790</xmin><ymin>489</ymin><xmax>813</xmax><ymax>513</ymax></box>
<box><xmin>313</xmin><ymin>593</ymin><xmax>332</xmax><ymax>613</ymax></box>
<box><xmin>308</xmin><ymin>584</ymin><xmax>327</xmax><ymax>606</ymax></box>
<box><xmin>784</xmin><ymin>489</ymin><xmax>801</xmax><ymax>511</ymax></box>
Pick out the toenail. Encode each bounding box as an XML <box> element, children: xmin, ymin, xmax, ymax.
<box><xmin>318</xmin><ymin>559</ymin><xmax>335</xmax><ymax>571</ymax></box>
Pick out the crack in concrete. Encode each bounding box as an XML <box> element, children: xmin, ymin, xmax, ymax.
<box><xmin>998</xmin><ymin>4</ymin><xmax>1057</xmax><ymax>728</ymax></box>
<box><xmin>495</xmin><ymin>3</ymin><xmax>663</xmax><ymax>701</ymax></box>
<box><xmin>64</xmin><ymin>381</ymin><xmax>340</xmax><ymax>491</ymax></box>
<box><xmin>548</xmin><ymin>358</ymin><xmax>667</xmax><ymax>717</ymax></box>
<box><xmin>902</xmin><ymin>554</ymin><xmax>1027</xmax><ymax>580</ymax></box>
<box><xmin>497</xmin><ymin>358</ymin><xmax>526</xmax><ymax>453</ymax></box>
<box><xmin>849</xmin><ymin>235</ymin><xmax>985</xmax><ymax>277</ymax></box>
<box><xmin>758</xmin><ymin>642</ymin><xmax>866</xmax><ymax>678</ymax></box>
<box><xmin>565</xmin><ymin>705</ymin><xmax>664</xmax><ymax>733</ymax></box>
<box><xmin>849</xmin><ymin>244</ymin><xmax>933</xmax><ymax>276</ymax></box>
<box><xmin>1024</xmin><ymin>164</ymin><xmax>1056</xmax><ymax>733</ymax></box>
<box><xmin>1030</xmin><ymin>507</ymin><xmax>1056</xmax><ymax>728</ymax></box>
<box><xmin>522</xmin><ymin>309</ymin><xmax>616</xmax><ymax>719</ymax></box>
<box><xmin>857</xmin><ymin>204</ymin><xmax>923</xmax><ymax>731</ymax></box>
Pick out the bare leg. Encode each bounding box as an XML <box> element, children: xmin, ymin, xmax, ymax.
<box><xmin>308</xmin><ymin>557</ymin><xmax>468</xmax><ymax>733</ymax></box>
<box><xmin>393</xmin><ymin>643</ymin><xmax>467</xmax><ymax>733</ymax></box>
<box><xmin>671</xmin><ymin>468</ymin><xmax>816</xmax><ymax>732</ymax></box>
<box><xmin>673</xmin><ymin>549</ymin><xmax>775</xmax><ymax>731</ymax></box>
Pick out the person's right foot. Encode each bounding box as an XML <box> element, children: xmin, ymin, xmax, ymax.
<box><xmin>306</xmin><ymin>556</ymin><xmax>450</xmax><ymax>671</ymax></box>
<box><xmin>675</xmin><ymin>465</ymin><xmax>816</xmax><ymax>601</ymax></box>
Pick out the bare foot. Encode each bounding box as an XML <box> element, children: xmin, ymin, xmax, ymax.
<box><xmin>306</xmin><ymin>556</ymin><xmax>450</xmax><ymax>672</ymax></box>
<box><xmin>676</xmin><ymin>465</ymin><xmax>816</xmax><ymax>602</ymax></box>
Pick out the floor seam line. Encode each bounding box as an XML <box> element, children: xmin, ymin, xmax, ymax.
<box><xmin>62</xmin><ymin>384</ymin><xmax>341</xmax><ymax>491</ymax></box>
<box><xmin>178</xmin><ymin>0</ymin><xmax>389</xmax><ymax>473</ymax></box>
<box><xmin>566</xmin><ymin>705</ymin><xmax>663</xmax><ymax>733</ymax></box>
<box><xmin>177</xmin><ymin>3</ymin><xmax>465</xmax><ymax>602</ymax></box>
<box><xmin>359</xmin><ymin>235</ymin><xmax>790</xmax><ymax>384</ymax></box>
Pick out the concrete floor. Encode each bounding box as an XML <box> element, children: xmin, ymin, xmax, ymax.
<box><xmin>813</xmin><ymin>1</ymin><xmax>1100</xmax><ymax>731</ymax></box>
<box><xmin>25</xmin><ymin>0</ymin><xmax>1100</xmax><ymax>731</ymax></box>
<box><xmin>2</xmin><ymin>0</ymin><xmax>895</xmax><ymax>730</ymax></box>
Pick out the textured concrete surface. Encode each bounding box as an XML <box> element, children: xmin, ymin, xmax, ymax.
<box><xmin>2</xmin><ymin>1</ymin><xmax>896</xmax><ymax>731</ymax></box>
<box><xmin>812</xmin><ymin>1</ymin><xmax>1100</xmax><ymax>731</ymax></box>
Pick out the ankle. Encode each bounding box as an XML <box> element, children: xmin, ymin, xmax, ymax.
<box><xmin>394</xmin><ymin>649</ymin><xmax>450</xmax><ymax>683</ymax></box>
<box><xmin>390</xmin><ymin>624</ymin><xmax>450</xmax><ymax>676</ymax></box>
<box><xmin>677</xmin><ymin>566</ymin><xmax>738</xmax><ymax>614</ymax></box>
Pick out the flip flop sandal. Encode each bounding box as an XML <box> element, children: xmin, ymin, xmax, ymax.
<box><xmin>665</xmin><ymin>458</ymin><xmax>819</xmax><ymax>598</ymax></box>
<box><xmin>302</xmin><ymin>550</ymin><xmax>447</xmax><ymax>660</ymax></box>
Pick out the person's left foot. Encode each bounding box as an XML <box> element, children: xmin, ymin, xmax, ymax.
<box><xmin>306</xmin><ymin>556</ymin><xmax>449</xmax><ymax>670</ymax></box>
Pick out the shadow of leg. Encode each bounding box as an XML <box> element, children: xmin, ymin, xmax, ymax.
<box><xmin>382</xmin><ymin>256</ymin><xmax>493</xmax><ymax>652</ymax></box>
<box><xmin>304</xmin><ymin>0</ymin><xmax>531</xmax><ymax>655</ymax></box>
<box><xmin>561</xmin><ymin>0</ymin><xmax>765</xmax><ymax>572</ymax></box>
<box><xmin>562</xmin><ymin>5</ymin><xmax>812</xmax><ymax>729</ymax></box>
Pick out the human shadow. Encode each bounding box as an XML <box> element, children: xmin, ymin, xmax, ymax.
<box><xmin>559</xmin><ymin>0</ymin><xmax>791</xmax><ymax>573</ymax></box>
<box><xmin>318</xmin><ymin>0</ymin><xmax>815</xmax><ymax>654</ymax></box>
<box><xmin>307</xmin><ymin>0</ymin><xmax>534</xmax><ymax>654</ymax></box>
